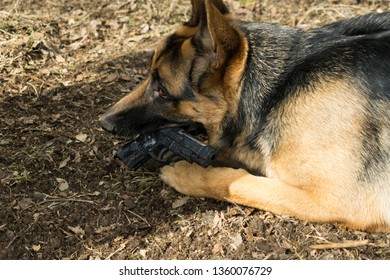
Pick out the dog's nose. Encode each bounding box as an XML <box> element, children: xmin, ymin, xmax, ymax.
<box><xmin>99</xmin><ymin>114</ymin><xmax>116</xmax><ymax>133</ymax></box>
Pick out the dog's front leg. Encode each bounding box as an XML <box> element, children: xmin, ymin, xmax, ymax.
<box><xmin>160</xmin><ymin>161</ymin><xmax>342</xmax><ymax>224</ymax></box>
<box><xmin>160</xmin><ymin>161</ymin><xmax>249</xmax><ymax>199</ymax></box>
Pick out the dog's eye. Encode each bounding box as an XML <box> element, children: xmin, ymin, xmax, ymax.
<box><xmin>158</xmin><ymin>88</ymin><xmax>169</xmax><ymax>99</ymax></box>
<box><xmin>152</xmin><ymin>80</ymin><xmax>170</xmax><ymax>100</ymax></box>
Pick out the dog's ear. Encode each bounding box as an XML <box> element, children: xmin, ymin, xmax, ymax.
<box><xmin>186</xmin><ymin>0</ymin><xmax>205</xmax><ymax>27</ymax></box>
<box><xmin>204</xmin><ymin>0</ymin><xmax>239</xmax><ymax>69</ymax></box>
<box><xmin>208</xmin><ymin>0</ymin><xmax>229</xmax><ymax>15</ymax></box>
<box><xmin>186</xmin><ymin>0</ymin><xmax>229</xmax><ymax>27</ymax></box>
<box><xmin>186</xmin><ymin>0</ymin><xmax>239</xmax><ymax>69</ymax></box>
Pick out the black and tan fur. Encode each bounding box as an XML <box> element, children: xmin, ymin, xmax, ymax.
<box><xmin>100</xmin><ymin>0</ymin><xmax>390</xmax><ymax>232</ymax></box>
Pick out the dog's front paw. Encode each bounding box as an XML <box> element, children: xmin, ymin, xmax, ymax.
<box><xmin>160</xmin><ymin>161</ymin><xmax>250</xmax><ymax>200</ymax></box>
<box><xmin>160</xmin><ymin>161</ymin><xmax>211</xmax><ymax>197</ymax></box>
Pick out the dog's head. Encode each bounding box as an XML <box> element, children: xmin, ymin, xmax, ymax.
<box><xmin>100</xmin><ymin>0</ymin><xmax>247</xmax><ymax>144</ymax></box>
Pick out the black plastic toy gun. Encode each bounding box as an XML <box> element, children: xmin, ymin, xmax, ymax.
<box><xmin>116</xmin><ymin>127</ymin><xmax>215</xmax><ymax>170</ymax></box>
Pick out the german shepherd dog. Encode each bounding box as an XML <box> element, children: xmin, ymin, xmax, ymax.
<box><xmin>100</xmin><ymin>0</ymin><xmax>390</xmax><ymax>232</ymax></box>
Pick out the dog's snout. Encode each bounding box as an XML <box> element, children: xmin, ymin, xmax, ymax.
<box><xmin>99</xmin><ymin>113</ymin><xmax>117</xmax><ymax>133</ymax></box>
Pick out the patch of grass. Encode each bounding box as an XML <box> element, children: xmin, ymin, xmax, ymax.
<box><xmin>239</xmin><ymin>0</ymin><xmax>255</xmax><ymax>6</ymax></box>
<box><xmin>12</xmin><ymin>170</ymin><xmax>31</xmax><ymax>183</ymax></box>
<box><xmin>0</xmin><ymin>21</ymin><xmax>17</xmax><ymax>34</ymax></box>
<box><xmin>131</xmin><ymin>173</ymin><xmax>160</xmax><ymax>188</ymax></box>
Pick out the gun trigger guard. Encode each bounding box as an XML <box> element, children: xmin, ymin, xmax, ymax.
<box><xmin>165</xmin><ymin>153</ymin><xmax>177</xmax><ymax>164</ymax></box>
<box><xmin>150</xmin><ymin>147</ymin><xmax>170</xmax><ymax>163</ymax></box>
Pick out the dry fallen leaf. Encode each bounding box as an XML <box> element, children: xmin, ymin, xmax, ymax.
<box><xmin>33</xmin><ymin>213</ymin><xmax>40</xmax><ymax>222</ymax></box>
<box><xmin>212</xmin><ymin>243</ymin><xmax>223</xmax><ymax>255</ymax></box>
<box><xmin>104</xmin><ymin>73</ymin><xmax>118</xmax><ymax>83</ymax></box>
<box><xmin>95</xmin><ymin>224</ymin><xmax>116</xmax><ymax>234</ymax></box>
<box><xmin>51</xmin><ymin>114</ymin><xmax>61</xmax><ymax>122</ymax></box>
<box><xmin>59</xmin><ymin>156</ymin><xmax>71</xmax><ymax>169</ymax></box>
<box><xmin>41</xmin><ymin>68</ymin><xmax>51</xmax><ymax>76</ymax></box>
<box><xmin>130</xmin><ymin>2</ymin><xmax>137</xmax><ymax>11</ymax></box>
<box><xmin>119</xmin><ymin>73</ymin><xmax>133</xmax><ymax>81</ymax></box>
<box><xmin>231</xmin><ymin>233</ymin><xmax>243</xmax><ymax>249</ymax></box>
<box><xmin>55</xmin><ymin>54</ymin><xmax>66</xmax><ymax>63</ymax></box>
<box><xmin>56</xmin><ymin>178</ymin><xmax>69</xmax><ymax>191</ymax></box>
<box><xmin>32</xmin><ymin>244</ymin><xmax>41</xmax><ymax>252</ymax></box>
<box><xmin>74</xmin><ymin>151</ymin><xmax>81</xmax><ymax>163</ymax></box>
<box><xmin>172</xmin><ymin>196</ymin><xmax>189</xmax><ymax>209</ymax></box>
<box><xmin>75</xmin><ymin>73</ymin><xmax>86</xmax><ymax>82</ymax></box>
<box><xmin>213</xmin><ymin>212</ymin><xmax>222</xmax><ymax>229</ymax></box>
<box><xmin>68</xmin><ymin>225</ymin><xmax>85</xmax><ymax>236</ymax></box>
<box><xmin>139</xmin><ymin>249</ymin><xmax>148</xmax><ymax>258</ymax></box>
<box><xmin>75</xmin><ymin>133</ymin><xmax>88</xmax><ymax>142</ymax></box>
<box><xmin>140</xmin><ymin>23</ymin><xmax>150</xmax><ymax>34</ymax></box>
<box><xmin>17</xmin><ymin>198</ymin><xmax>33</xmax><ymax>210</ymax></box>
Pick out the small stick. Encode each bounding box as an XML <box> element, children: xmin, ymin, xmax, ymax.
<box><xmin>105</xmin><ymin>240</ymin><xmax>130</xmax><ymax>260</ymax></box>
<box><xmin>310</xmin><ymin>239</ymin><xmax>369</xmax><ymax>250</ymax></box>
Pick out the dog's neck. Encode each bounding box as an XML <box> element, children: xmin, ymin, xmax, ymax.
<box><xmin>209</xmin><ymin>22</ymin><xmax>304</xmax><ymax>173</ymax></box>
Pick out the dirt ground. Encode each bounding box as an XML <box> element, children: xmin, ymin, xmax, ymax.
<box><xmin>1</xmin><ymin>0</ymin><xmax>389</xmax><ymax>260</ymax></box>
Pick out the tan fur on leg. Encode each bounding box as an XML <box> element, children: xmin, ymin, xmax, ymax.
<box><xmin>161</xmin><ymin>161</ymin><xmax>357</xmax><ymax>228</ymax></box>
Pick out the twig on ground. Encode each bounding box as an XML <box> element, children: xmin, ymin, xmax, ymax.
<box><xmin>224</xmin><ymin>198</ymin><xmax>249</xmax><ymax>217</ymax></box>
<box><xmin>104</xmin><ymin>240</ymin><xmax>130</xmax><ymax>260</ymax></box>
<box><xmin>117</xmin><ymin>0</ymin><xmax>135</xmax><ymax>11</ymax></box>
<box><xmin>310</xmin><ymin>239</ymin><xmax>369</xmax><ymax>250</ymax></box>
<box><xmin>8</xmin><ymin>0</ymin><xmax>21</xmax><ymax>13</ymax></box>
<box><xmin>6</xmin><ymin>224</ymin><xmax>33</xmax><ymax>249</ymax></box>
<box><xmin>126</xmin><ymin>209</ymin><xmax>151</xmax><ymax>227</ymax></box>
